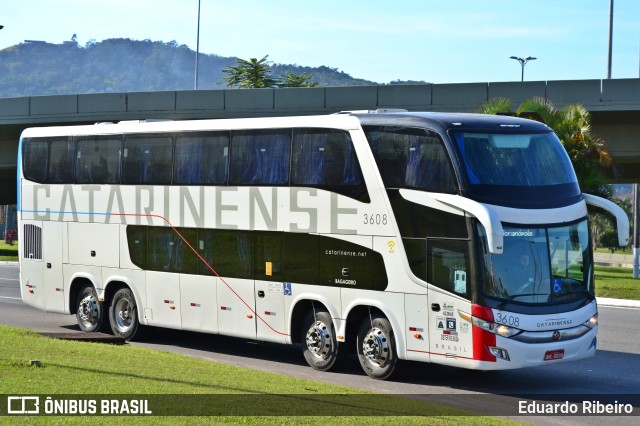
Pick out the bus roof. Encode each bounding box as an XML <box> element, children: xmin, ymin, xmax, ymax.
<box><xmin>350</xmin><ymin>111</ymin><xmax>552</xmax><ymax>133</ymax></box>
<box><xmin>19</xmin><ymin>111</ymin><xmax>551</xmax><ymax>139</ymax></box>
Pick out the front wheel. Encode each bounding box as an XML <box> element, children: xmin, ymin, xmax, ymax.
<box><xmin>301</xmin><ymin>309</ymin><xmax>344</xmax><ymax>371</ymax></box>
<box><xmin>109</xmin><ymin>288</ymin><xmax>142</xmax><ymax>340</ymax></box>
<box><xmin>76</xmin><ymin>284</ymin><xmax>107</xmax><ymax>332</ymax></box>
<box><xmin>357</xmin><ymin>314</ymin><xmax>400</xmax><ymax>380</ymax></box>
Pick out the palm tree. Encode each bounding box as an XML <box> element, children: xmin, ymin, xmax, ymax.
<box><xmin>479</xmin><ymin>97</ymin><xmax>614</xmax><ymax>197</ymax></box>
<box><xmin>277</xmin><ymin>72</ymin><xmax>318</xmax><ymax>88</ymax></box>
<box><xmin>222</xmin><ymin>55</ymin><xmax>277</xmax><ymax>89</ymax></box>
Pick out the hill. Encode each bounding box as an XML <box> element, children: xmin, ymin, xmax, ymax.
<box><xmin>0</xmin><ymin>38</ymin><xmax>382</xmax><ymax>97</ymax></box>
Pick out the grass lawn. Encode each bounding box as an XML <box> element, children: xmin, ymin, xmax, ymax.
<box><xmin>595</xmin><ymin>265</ymin><xmax>640</xmax><ymax>300</ymax></box>
<box><xmin>0</xmin><ymin>240</ymin><xmax>18</xmax><ymax>261</ymax></box>
<box><xmin>0</xmin><ymin>325</ymin><xmax>513</xmax><ymax>424</ymax></box>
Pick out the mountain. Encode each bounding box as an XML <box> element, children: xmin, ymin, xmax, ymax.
<box><xmin>0</xmin><ymin>38</ymin><xmax>382</xmax><ymax>97</ymax></box>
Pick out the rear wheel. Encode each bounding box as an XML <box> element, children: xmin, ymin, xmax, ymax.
<box><xmin>357</xmin><ymin>314</ymin><xmax>400</xmax><ymax>380</ymax></box>
<box><xmin>76</xmin><ymin>284</ymin><xmax>107</xmax><ymax>332</ymax></box>
<box><xmin>301</xmin><ymin>309</ymin><xmax>344</xmax><ymax>371</ymax></box>
<box><xmin>109</xmin><ymin>288</ymin><xmax>142</xmax><ymax>340</ymax></box>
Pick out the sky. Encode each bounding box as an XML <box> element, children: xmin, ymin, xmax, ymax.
<box><xmin>1</xmin><ymin>0</ymin><xmax>639</xmax><ymax>84</ymax></box>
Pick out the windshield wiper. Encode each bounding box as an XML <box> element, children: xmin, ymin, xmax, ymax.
<box><xmin>497</xmin><ymin>293</ymin><xmax>540</xmax><ymax>311</ymax></box>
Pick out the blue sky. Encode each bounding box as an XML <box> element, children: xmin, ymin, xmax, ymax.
<box><xmin>2</xmin><ymin>0</ymin><xmax>639</xmax><ymax>84</ymax></box>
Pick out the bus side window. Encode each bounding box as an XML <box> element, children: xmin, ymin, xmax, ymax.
<box><xmin>229</xmin><ymin>129</ymin><xmax>291</xmax><ymax>185</ymax></box>
<box><xmin>22</xmin><ymin>139</ymin><xmax>50</xmax><ymax>183</ymax></box>
<box><xmin>148</xmin><ymin>227</ymin><xmax>198</xmax><ymax>274</ymax></box>
<box><xmin>198</xmin><ymin>229</ymin><xmax>253</xmax><ymax>279</ymax></box>
<box><xmin>427</xmin><ymin>239</ymin><xmax>470</xmax><ymax>298</ymax></box>
<box><xmin>291</xmin><ymin>128</ymin><xmax>367</xmax><ymax>200</ymax></box>
<box><xmin>123</xmin><ymin>134</ymin><xmax>173</xmax><ymax>185</ymax></box>
<box><xmin>174</xmin><ymin>132</ymin><xmax>229</xmax><ymax>185</ymax></box>
<box><xmin>364</xmin><ymin>126</ymin><xmax>457</xmax><ymax>193</ymax></box>
<box><xmin>126</xmin><ymin>225</ymin><xmax>148</xmax><ymax>269</ymax></box>
<box><xmin>76</xmin><ymin>136</ymin><xmax>122</xmax><ymax>184</ymax></box>
<box><xmin>48</xmin><ymin>139</ymin><xmax>76</xmax><ymax>183</ymax></box>
<box><xmin>254</xmin><ymin>232</ymin><xmax>282</xmax><ymax>281</ymax></box>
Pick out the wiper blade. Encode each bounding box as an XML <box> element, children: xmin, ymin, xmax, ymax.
<box><xmin>497</xmin><ymin>293</ymin><xmax>539</xmax><ymax>311</ymax></box>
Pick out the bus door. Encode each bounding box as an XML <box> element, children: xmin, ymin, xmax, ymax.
<box><xmin>214</xmin><ymin>231</ymin><xmax>258</xmax><ymax>340</ymax></box>
<box><xmin>426</xmin><ymin>238</ymin><xmax>473</xmax><ymax>364</ymax></box>
<box><xmin>253</xmin><ymin>232</ymin><xmax>286</xmax><ymax>344</ymax></box>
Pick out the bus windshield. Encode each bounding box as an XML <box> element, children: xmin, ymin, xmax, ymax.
<box><xmin>478</xmin><ymin>219</ymin><xmax>593</xmax><ymax>306</ymax></box>
<box><xmin>451</xmin><ymin>131</ymin><xmax>582</xmax><ymax>208</ymax></box>
<box><xmin>452</xmin><ymin>131</ymin><xmax>577</xmax><ymax>186</ymax></box>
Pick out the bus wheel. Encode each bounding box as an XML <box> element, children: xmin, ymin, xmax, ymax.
<box><xmin>109</xmin><ymin>288</ymin><xmax>141</xmax><ymax>340</ymax></box>
<box><xmin>76</xmin><ymin>284</ymin><xmax>107</xmax><ymax>332</ymax></box>
<box><xmin>357</xmin><ymin>314</ymin><xmax>400</xmax><ymax>380</ymax></box>
<box><xmin>301</xmin><ymin>309</ymin><xmax>343</xmax><ymax>371</ymax></box>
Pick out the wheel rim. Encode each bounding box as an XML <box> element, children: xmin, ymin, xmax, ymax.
<box><xmin>362</xmin><ymin>327</ymin><xmax>389</xmax><ymax>366</ymax></box>
<box><xmin>78</xmin><ymin>293</ymin><xmax>99</xmax><ymax>328</ymax></box>
<box><xmin>114</xmin><ymin>297</ymin><xmax>133</xmax><ymax>333</ymax></box>
<box><xmin>305</xmin><ymin>320</ymin><xmax>333</xmax><ymax>360</ymax></box>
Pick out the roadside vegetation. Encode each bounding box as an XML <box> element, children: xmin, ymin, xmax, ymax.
<box><xmin>594</xmin><ymin>266</ymin><xmax>640</xmax><ymax>300</ymax></box>
<box><xmin>0</xmin><ymin>325</ymin><xmax>510</xmax><ymax>424</ymax></box>
<box><xmin>0</xmin><ymin>240</ymin><xmax>18</xmax><ymax>261</ymax></box>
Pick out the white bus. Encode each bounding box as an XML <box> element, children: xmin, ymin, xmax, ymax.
<box><xmin>18</xmin><ymin>111</ymin><xmax>629</xmax><ymax>379</ymax></box>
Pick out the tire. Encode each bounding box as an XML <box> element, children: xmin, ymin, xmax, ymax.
<box><xmin>300</xmin><ymin>309</ymin><xmax>344</xmax><ymax>372</ymax></box>
<box><xmin>109</xmin><ymin>288</ymin><xmax>142</xmax><ymax>340</ymax></box>
<box><xmin>76</xmin><ymin>284</ymin><xmax>107</xmax><ymax>332</ymax></box>
<box><xmin>356</xmin><ymin>314</ymin><xmax>400</xmax><ymax>380</ymax></box>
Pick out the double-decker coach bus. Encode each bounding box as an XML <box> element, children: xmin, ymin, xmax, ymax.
<box><xmin>18</xmin><ymin>111</ymin><xmax>629</xmax><ymax>379</ymax></box>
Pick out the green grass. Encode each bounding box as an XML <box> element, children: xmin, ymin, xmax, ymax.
<box><xmin>0</xmin><ymin>325</ymin><xmax>513</xmax><ymax>425</ymax></box>
<box><xmin>0</xmin><ymin>240</ymin><xmax>18</xmax><ymax>261</ymax></box>
<box><xmin>594</xmin><ymin>247</ymin><xmax>633</xmax><ymax>254</ymax></box>
<box><xmin>595</xmin><ymin>265</ymin><xmax>640</xmax><ymax>300</ymax></box>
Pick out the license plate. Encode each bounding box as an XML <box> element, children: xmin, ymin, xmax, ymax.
<box><xmin>544</xmin><ymin>350</ymin><xmax>565</xmax><ymax>361</ymax></box>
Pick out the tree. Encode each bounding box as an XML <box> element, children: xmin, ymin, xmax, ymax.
<box><xmin>479</xmin><ymin>97</ymin><xmax>614</xmax><ymax>197</ymax></box>
<box><xmin>277</xmin><ymin>72</ymin><xmax>318</xmax><ymax>88</ymax></box>
<box><xmin>221</xmin><ymin>55</ymin><xmax>277</xmax><ymax>88</ymax></box>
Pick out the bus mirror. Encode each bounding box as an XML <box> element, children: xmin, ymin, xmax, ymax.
<box><xmin>583</xmin><ymin>194</ymin><xmax>630</xmax><ymax>247</ymax></box>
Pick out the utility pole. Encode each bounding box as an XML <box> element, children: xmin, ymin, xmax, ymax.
<box><xmin>634</xmin><ymin>184</ymin><xmax>639</xmax><ymax>278</ymax></box>
<box><xmin>194</xmin><ymin>0</ymin><xmax>201</xmax><ymax>90</ymax></box>
<box><xmin>607</xmin><ymin>0</ymin><xmax>614</xmax><ymax>79</ymax></box>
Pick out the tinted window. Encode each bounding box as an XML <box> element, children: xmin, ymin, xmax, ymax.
<box><xmin>175</xmin><ymin>132</ymin><xmax>229</xmax><ymax>185</ymax></box>
<box><xmin>76</xmin><ymin>136</ymin><xmax>122</xmax><ymax>184</ymax></box>
<box><xmin>148</xmin><ymin>227</ymin><xmax>198</xmax><ymax>273</ymax></box>
<box><xmin>48</xmin><ymin>139</ymin><xmax>76</xmax><ymax>183</ymax></box>
<box><xmin>127</xmin><ymin>225</ymin><xmax>148</xmax><ymax>269</ymax></box>
<box><xmin>229</xmin><ymin>129</ymin><xmax>290</xmax><ymax>185</ymax></box>
<box><xmin>255</xmin><ymin>232</ymin><xmax>282</xmax><ymax>281</ymax></box>
<box><xmin>123</xmin><ymin>135</ymin><xmax>173</xmax><ymax>185</ymax></box>
<box><xmin>365</xmin><ymin>126</ymin><xmax>457</xmax><ymax>193</ymax></box>
<box><xmin>291</xmin><ymin>129</ymin><xmax>362</xmax><ymax>186</ymax></box>
<box><xmin>427</xmin><ymin>238</ymin><xmax>470</xmax><ymax>299</ymax></box>
<box><xmin>198</xmin><ymin>229</ymin><xmax>253</xmax><ymax>278</ymax></box>
<box><xmin>403</xmin><ymin>238</ymin><xmax>426</xmax><ymax>281</ymax></box>
<box><xmin>284</xmin><ymin>233</ymin><xmax>319</xmax><ymax>284</ymax></box>
<box><xmin>22</xmin><ymin>139</ymin><xmax>49</xmax><ymax>183</ymax></box>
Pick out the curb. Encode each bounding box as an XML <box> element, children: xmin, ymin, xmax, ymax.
<box><xmin>596</xmin><ymin>297</ymin><xmax>640</xmax><ymax>309</ymax></box>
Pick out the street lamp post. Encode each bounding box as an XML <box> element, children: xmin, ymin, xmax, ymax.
<box><xmin>510</xmin><ymin>56</ymin><xmax>537</xmax><ymax>81</ymax></box>
<box><xmin>194</xmin><ymin>0</ymin><xmax>201</xmax><ymax>90</ymax></box>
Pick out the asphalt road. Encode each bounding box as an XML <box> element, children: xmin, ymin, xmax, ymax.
<box><xmin>1</xmin><ymin>264</ymin><xmax>639</xmax><ymax>424</ymax></box>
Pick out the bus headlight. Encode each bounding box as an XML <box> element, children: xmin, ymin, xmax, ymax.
<box><xmin>494</xmin><ymin>324</ymin><xmax>521</xmax><ymax>338</ymax></box>
<box><xmin>583</xmin><ymin>313</ymin><xmax>598</xmax><ymax>329</ymax></box>
<box><xmin>459</xmin><ymin>310</ymin><xmax>522</xmax><ymax>338</ymax></box>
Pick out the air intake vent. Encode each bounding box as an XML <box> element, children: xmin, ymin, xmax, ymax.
<box><xmin>23</xmin><ymin>224</ymin><xmax>42</xmax><ymax>260</ymax></box>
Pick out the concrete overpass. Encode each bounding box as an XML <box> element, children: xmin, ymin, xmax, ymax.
<box><xmin>1</xmin><ymin>79</ymin><xmax>639</xmax><ymax>204</ymax></box>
